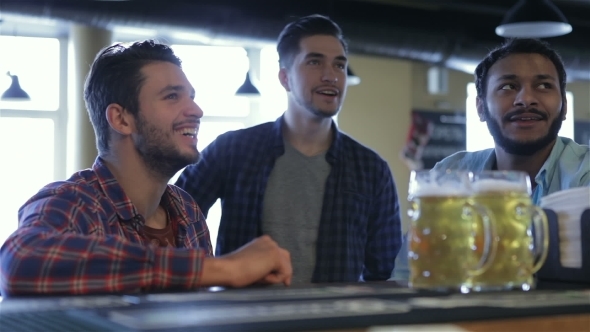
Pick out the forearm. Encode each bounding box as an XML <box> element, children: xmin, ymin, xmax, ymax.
<box><xmin>0</xmin><ymin>230</ymin><xmax>206</xmax><ymax>296</ymax></box>
<box><xmin>200</xmin><ymin>256</ymin><xmax>234</xmax><ymax>287</ymax></box>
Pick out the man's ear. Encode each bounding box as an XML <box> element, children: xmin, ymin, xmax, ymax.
<box><xmin>476</xmin><ymin>96</ymin><xmax>486</xmax><ymax>122</ymax></box>
<box><xmin>278</xmin><ymin>68</ymin><xmax>291</xmax><ymax>92</ymax></box>
<box><xmin>105</xmin><ymin>103</ymin><xmax>134</xmax><ymax>136</ymax></box>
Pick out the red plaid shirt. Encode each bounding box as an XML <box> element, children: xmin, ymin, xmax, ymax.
<box><xmin>0</xmin><ymin>158</ymin><xmax>212</xmax><ymax>296</ymax></box>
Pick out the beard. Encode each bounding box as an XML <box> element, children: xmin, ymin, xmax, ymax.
<box><xmin>133</xmin><ymin>113</ymin><xmax>199</xmax><ymax>179</ymax></box>
<box><xmin>484</xmin><ymin>105</ymin><xmax>563</xmax><ymax>156</ymax></box>
<box><xmin>307</xmin><ymin>105</ymin><xmax>338</xmax><ymax>118</ymax></box>
<box><xmin>291</xmin><ymin>82</ymin><xmax>343</xmax><ymax>119</ymax></box>
<box><xmin>297</xmin><ymin>94</ymin><xmax>339</xmax><ymax>119</ymax></box>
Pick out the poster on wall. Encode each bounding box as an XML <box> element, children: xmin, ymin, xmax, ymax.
<box><xmin>401</xmin><ymin>109</ymin><xmax>466</xmax><ymax>170</ymax></box>
<box><xmin>574</xmin><ymin>120</ymin><xmax>590</xmax><ymax>146</ymax></box>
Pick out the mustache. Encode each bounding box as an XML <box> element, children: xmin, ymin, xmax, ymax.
<box><xmin>173</xmin><ymin>119</ymin><xmax>200</xmax><ymax>127</ymax></box>
<box><xmin>503</xmin><ymin>108</ymin><xmax>548</xmax><ymax>121</ymax></box>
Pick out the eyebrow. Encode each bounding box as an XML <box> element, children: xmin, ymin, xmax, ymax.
<box><xmin>495</xmin><ymin>74</ymin><xmax>557</xmax><ymax>82</ymax></box>
<box><xmin>304</xmin><ymin>52</ymin><xmax>348</xmax><ymax>62</ymax></box>
<box><xmin>157</xmin><ymin>85</ymin><xmax>195</xmax><ymax>96</ymax></box>
<box><xmin>534</xmin><ymin>74</ymin><xmax>556</xmax><ymax>81</ymax></box>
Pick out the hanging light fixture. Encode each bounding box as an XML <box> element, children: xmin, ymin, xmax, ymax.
<box><xmin>1</xmin><ymin>72</ymin><xmax>31</xmax><ymax>101</ymax></box>
<box><xmin>347</xmin><ymin>67</ymin><xmax>361</xmax><ymax>86</ymax></box>
<box><xmin>496</xmin><ymin>0</ymin><xmax>572</xmax><ymax>38</ymax></box>
<box><xmin>235</xmin><ymin>71</ymin><xmax>260</xmax><ymax>96</ymax></box>
<box><xmin>235</xmin><ymin>48</ymin><xmax>260</xmax><ymax>96</ymax></box>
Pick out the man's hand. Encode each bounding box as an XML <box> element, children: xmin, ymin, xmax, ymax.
<box><xmin>201</xmin><ymin>235</ymin><xmax>292</xmax><ymax>288</ymax></box>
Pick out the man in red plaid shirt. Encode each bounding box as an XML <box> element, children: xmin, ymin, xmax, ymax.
<box><xmin>0</xmin><ymin>40</ymin><xmax>292</xmax><ymax>296</ymax></box>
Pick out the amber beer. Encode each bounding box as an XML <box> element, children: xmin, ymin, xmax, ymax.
<box><xmin>407</xmin><ymin>171</ymin><xmax>496</xmax><ymax>290</ymax></box>
<box><xmin>470</xmin><ymin>172</ymin><xmax>549</xmax><ymax>291</ymax></box>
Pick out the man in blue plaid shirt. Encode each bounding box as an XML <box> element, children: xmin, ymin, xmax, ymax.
<box><xmin>177</xmin><ymin>14</ymin><xmax>402</xmax><ymax>284</ymax></box>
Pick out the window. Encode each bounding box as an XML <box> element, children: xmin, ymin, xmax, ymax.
<box><xmin>562</xmin><ymin>92</ymin><xmax>574</xmax><ymax>141</ymax></box>
<box><xmin>0</xmin><ymin>36</ymin><xmax>61</xmax><ymax>111</ymax></box>
<box><xmin>465</xmin><ymin>83</ymin><xmax>493</xmax><ymax>151</ymax></box>
<box><xmin>171</xmin><ymin>45</ymin><xmax>250</xmax><ymax>118</ymax></box>
<box><xmin>465</xmin><ymin>83</ymin><xmax>574</xmax><ymax>152</ymax></box>
<box><xmin>0</xmin><ymin>118</ymin><xmax>55</xmax><ymax>240</ymax></box>
<box><xmin>0</xmin><ymin>36</ymin><xmax>65</xmax><ymax>245</ymax></box>
<box><xmin>259</xmin><ymin>46</ymin><xmax>288</xmax><ymax>121</ymax></box>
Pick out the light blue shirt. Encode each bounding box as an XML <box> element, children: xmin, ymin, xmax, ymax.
<box><xmin>431</xmin><ymin>136</ymin><xmax>589</xmax><ymax>205</ymax></box>
<box><xmin>391</xmin><ymin>136</ymin><xmax>590</xmax><ymax>281</ymax></box>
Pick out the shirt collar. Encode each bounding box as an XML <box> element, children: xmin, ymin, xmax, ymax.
<box><xmin>485</xmin><ymin>138</ymin><xmax>564</xmax><ymax>180</ymax></box>
<box><xmin>484</xmin><ymin>138</ymin><xmax>565</xmax><ymax>197</ymax></box>
<box><xmin>270</xmin><ymin>115</ymin><xmax>343</xmax><ymax>163</ymax></box>
<box><xmin>482</xmin><ymin>149</ymin><xmax>496</xmax><ymax>170</ymax></box>
<box><xmin>534</xmin><ymin>137</ymin><xmax>565</xmax><ymax>188</ymax></box>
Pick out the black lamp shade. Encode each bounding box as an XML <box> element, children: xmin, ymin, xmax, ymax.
<box><xmin>2</xmin><ymin>72</ymin><xmax>30</xmax><ymax>101</ymax></box>
<box><xmin>235</xmin><ymin>71</ymin><xmax>260</xmax><ymax>96</ymax></box>
<box><xmin>496</xmin><ymin>0</ymin><xmax>572</xmax><ymax>38</ymax></box>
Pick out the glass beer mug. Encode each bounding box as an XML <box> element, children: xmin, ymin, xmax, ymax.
<box><xmin>407</xmin><ymin>170</ymin><xmax>497</xmax><ymax>291</ymax></box>
<box><xmin>470</xmin><ymin>171</ymin><xmax>549</xmax><ymax>291</ymax></box>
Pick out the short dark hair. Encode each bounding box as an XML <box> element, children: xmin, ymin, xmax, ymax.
<box><xmin>474</xmin><ymin>38</ymin><xmax>567</xmax><ymax>100</ymax></box>
<box><xmin>277</xmin><ymin>14</ymin><xmax>348</xmax><ymax>68</ymax></box>
<box><xmin>84</xmin><ymin>40</ymin><xmax>182</xmax><ymax>155</ymax></box>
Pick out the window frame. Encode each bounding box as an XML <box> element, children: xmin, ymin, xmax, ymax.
<box><xmin>0</xmin><ymin>36</ymin><xmax>68</xmax><ymax>244</ymax></box>
<box><xmin>0</xmin><ymin>36</ymin><xmax>68</xmax><ymax>182</ymax></box>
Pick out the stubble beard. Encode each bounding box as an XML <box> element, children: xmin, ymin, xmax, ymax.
<box><xmin>134</xmin><ymin>113</ymin><xmax>200</xmax><ymax>179</ymax></box>
<box><xmin>484</xmin><ymin>104</ymin><xmax>563</xmax><ymax>156</ymax></box>
<box><xmin>295</xmin><ymin>91</ymin><xmax>341</xmax><ymax>119</ymax></box>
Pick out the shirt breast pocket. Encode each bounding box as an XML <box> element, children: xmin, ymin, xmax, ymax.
<box><xmin>341</xmin><ymin>191</ymin><xmax>370</xmax><ymax>245</ymax></box>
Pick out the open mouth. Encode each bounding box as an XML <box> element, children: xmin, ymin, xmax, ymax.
<box><xmin>506</xmin><ymin>111</ymin><xmax>546</xmax><ymax>122</ymax></box>
<box><xmin>315</xmin><ymin>88</ymin><xmax>339</xmax><ymax>97</ymax></box>
<box><xmin>510</xmin><ymin>117</ymin><xmax>541</xmax><ymax>122</ymax></box>
<box><xmin>175</xmin><ymin>128</ymin><xmax>197</xmax><ymax>138</ymax></box>
<box><xmin>508</xmin><ymin>117</ymin><xmax>543</xmax><ymax>123</ymax></box>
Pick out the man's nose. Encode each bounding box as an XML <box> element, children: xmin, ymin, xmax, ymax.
<box><xmin>185</xmin><ymin>100</ymin><xmax>204</xmax><ymax>118</ymax></box>
<box><xmin>321</xmin><ymin>67</ymin><xmax>338</xmax><ymax>83</ymax></box>
<box><xmin>513</xmin><ymin>86</ymin><xmax>539</xmax><ymax>108</ymax></box>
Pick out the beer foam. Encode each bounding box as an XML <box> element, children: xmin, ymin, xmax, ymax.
<box><xmin>412</xmin><ymin>183</ymin><xmax>471</xmax><ymax>197</ymax></box>
<box><xmin>471</xmin><ymin>179</ymin><xmax>527</xmax><ymax>193</ymax></box>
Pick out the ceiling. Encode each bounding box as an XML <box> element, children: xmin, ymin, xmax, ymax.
<box><xmin>1</xmin><ymin>0</ymin><xmax>589</xmax><ymax>80</ymax></box>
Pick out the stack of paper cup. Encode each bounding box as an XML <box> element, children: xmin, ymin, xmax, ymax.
<box><xmin>540</xmin><ymin>187</ymin><xmax>590</xmax><ymax>268</ymax></box>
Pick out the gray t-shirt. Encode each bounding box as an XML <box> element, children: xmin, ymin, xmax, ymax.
<box><xmin>261</xmin><ymin>141</ymin><xmax>331</xmax><ymax>285</ymax></box>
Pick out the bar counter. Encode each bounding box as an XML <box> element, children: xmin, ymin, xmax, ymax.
<box><xmin>1</xmin><ymin>281</ymin><xmax>588</xmax><ymax>331</ymax></box>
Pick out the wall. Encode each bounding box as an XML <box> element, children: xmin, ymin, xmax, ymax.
<box><xmin>67</xmin><ymin>25</ymin><xmax>112</xmax><ymax>173</ymax></box>
<box><xmin>567</xmin><ymin>81</ymin><xmax>590</xmax><ymax>120</ymax></box>
<box><xmin>339</xmin><ymin>57</ymin><xmax>476</xmax><ymax>231</ymax></box>
<box><xmin>338</xmin><ymin>55</ymin><xmax>413</xmax><ymax>231</ymax></box>
<box><xmin>412</xmin><ymin>63</ymin><xmax>474</xmax><ymax>113</ymax></box>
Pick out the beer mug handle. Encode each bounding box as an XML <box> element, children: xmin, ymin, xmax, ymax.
<box><xmin>467</xmin><ymin>203</ymin><xmax>498</xmax><ymax>277</ymax></box>
<box><xmin>530</xmin><ymin>207</ymin><xmax>549</xmax><ymax>273</ymax></box>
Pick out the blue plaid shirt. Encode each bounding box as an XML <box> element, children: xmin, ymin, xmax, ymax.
<box><xmin>176</xmin><ymin>116</ymin><xmax>402</xmax><ymax>282</ymax></box>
